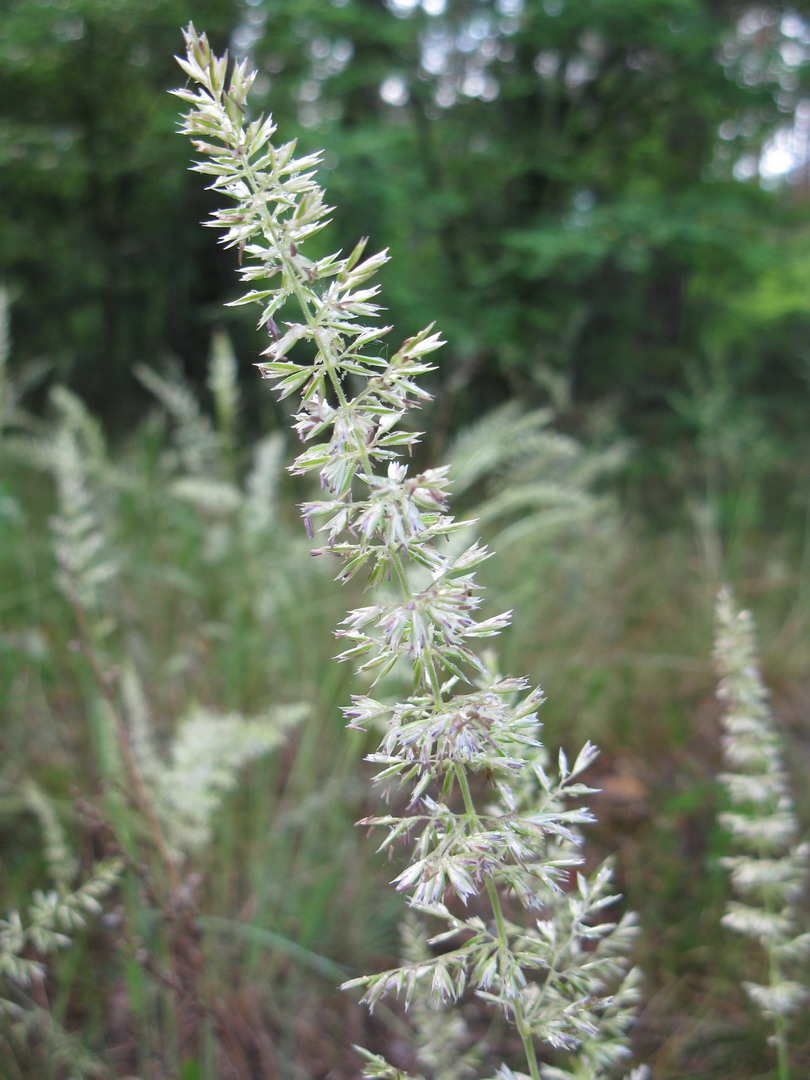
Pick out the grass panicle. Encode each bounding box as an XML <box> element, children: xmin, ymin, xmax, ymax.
<box><xmin>175</xmin><ymin>26</ymin><xmax>642</xmax><ymax>1079</ymax></box>
<box><xmin>714</xmin><ymin>588</ymin><xmax>809</xmax><ymax>1078</ymax></box>
<box><xmin>1</xmin><ymin>859</ymin><xmax>122</xmax><ymax>1014</ymax></box>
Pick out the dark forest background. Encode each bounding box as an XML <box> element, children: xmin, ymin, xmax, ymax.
<box><xmin>3</xmin><ymin>3</ymin><xmax>810</xmax><ymax>1079</ymax></box>
<box><xmin>4</xmin><ymin>0</ymin><xmax>810</xmax><ymax>460</ymax></box>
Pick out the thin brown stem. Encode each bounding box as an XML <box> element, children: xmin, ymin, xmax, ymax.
<box><xmin>63</xmin><ymin>584</ymin><xmax>182</xmax><ymax>894</ymax></box>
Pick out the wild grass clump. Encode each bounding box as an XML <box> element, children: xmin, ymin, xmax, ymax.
<box><xmin>0</xmin><ymin>295</ymin><xmax>341</xmax><ymax>1077</ymax></box>
<box><xmin>0</xmin><ymin>101</ymin><xmax>622</xmax><ymax>1072</ymax></box>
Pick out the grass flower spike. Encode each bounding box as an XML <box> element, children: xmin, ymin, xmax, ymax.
<box><xmin>714</xmin><ymin>588</ymin><xmax>809</xmax><ymax>1078</ymax></box>
<box><xmin>174</xmin><ymin>26</ymin><xmax>641</xmax><ymax>1077</ymax></box>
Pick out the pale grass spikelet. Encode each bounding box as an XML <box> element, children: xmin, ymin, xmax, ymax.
<box><xmin>357</xmin><ymin>1050</ymin><xmax>422</xmax><ymax>1080</ymax></box>
<box><xmin>1</xmin><ymin>1005</ymin><xmax>109</xmax><ymax>1078</ymax></box>
<box><xmin>0</xmin><ymin>858</ymin><xmax>120</xmax><ymax>1078</ymax></box>
<box><xmin>21</xmin><ymin>782</ymin><xmax>78</xmax><ymax>888</ymax></box>
<box><xmin>397</xmin><ymin>911</ymin><xmax>480</xmax><ymax>1080</ymax></box>
<box><xmin>208</xmin><ymin>326</ymin><xmax>240</xmax><ymax>465</ymax></box>
<box><xmin>49</xmin><ymin>403</ymin><xmax>119</xmax><ymax>625</ymax></box>
<box><xmin>175</xmin><ymin>27</ymin><xmax>641</xmax><ymax>1078</ymax></box>
<box><xmin>169</xmin><ymin>466</ymin><xmax>253</xmax><ymax>567</ymax></box>
<box><xmin>0</xmin><ymin>859</ymin><xmax>122</xmax><ymax>1006</ymax></box>
<box><xmin>141</xmin><ymin>348</ymin><xmax>245</xmax><ymax>559</ymax></box>
<box><xmin>170</xmin><ymin>475</ymin><xmax>243</xmax><ymax>517</ymax></box>
<box><xmin>446</xmin><ymin>403</ymin><xmax>623</xmax><ymax>549</ymax></box>
<box><xmin>714</xmin><ymin>588</ymin><xmax>809</xmax><ymax>1057</ymax></box>
<box><xmin>136</xmin><ymin>360</ymin><xmax>221</xmax><ymax>477</ymax></box>
<box><xmin>243</xmin><ymin>432</ymin><xmax>285</xmax><ymax>539</ymax></box>
<box><xmin>155</xmin><ymin>704</ymin><xmax>306</xmax><ymax>857</ymax></box>
<box><xmin>121</xmin><ymin>666</ymin><xmax>305</xmax><ymax>860</ymax></box>
<box><xmin>119</xmin><ymin>662</ymin><xmax>162</xmax><ymax>789</ymax></box>
<box><xmin>143</xmin><ymin>340</ymin><xmax>305</xmax><ymax>575</ymax></box>
<box><xmin>137</xmin><ymin>339</ymin><xmax>315</xmax><ymax>635</ymax></box>
<box><xmin>49</xmin><ymin>385</ymin><xmax>108</xmax><ymax>468</ymax></box>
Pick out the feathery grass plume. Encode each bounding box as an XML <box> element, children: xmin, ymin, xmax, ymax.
<box><xmin>392</xmin><ymin>910</ymin><xmax>481</xmax><ymax>1080</ymax></box>
<box><xmin>140</xmin><ymin>338</ymin><xmax>306</xmax><ymax>576</ymax></box>
<box><xmin>21</xmin><ymin>781</ymin><xmax>79</xmax><ymax>888</ymax></box>
<box><xmin>137</xmin><ymin>349</ymin><xmax>244</xmax><ymax>561</ymax></box>
<box><xmin>50</xmin><ymin>385</ymin><xmax>108</xmax><ymax>467</ymax></box>
<box><xmin>157</xmin><ymin>704</ymin><xmax>306</xmax><ymax>856</ymax></box>
<box><xmin>174</xmin><ymin>27</ymin><xmax>641</xmax><ymax>1079</ymax></box>
<box><xmin>2</xmin><ymin>382</ymin><xmax>105</xmax><ymax>496</ymax></box>
<box><xmin>48</xmin><ymin>396</ymin><xmax>119</xmax><ymax>628</ymax></box>
<box><xmin>446</xmin><ymin>403</ymin><xmax>624</xmax><ymax>550</ymax></box>
<box><xmin>243</xmin><ymin>432</ymin><xmax>285</xmax><ymax>540</ymax></box>
<box><xmin>119</xmin><ymin>662</ymin><xmax>162</xmax><ymax>791</ymax></box>
<box><xmin>45</xmin><ymin>368</ymin><xmax>307</xmax><ymax>866</ymax></box>
<box><xmin>1</xmin><ymin>857</ymin><xmax>121</xmax><ymax>1078</ymax></box>
<box><xmin>120</xmin><ymin>664</ymin><xmax>306</xmax><ymax>860</ymax></box>
<box><xmin>208</xmin><ymin>326</ymin><xmax>240</xmax><ymax>473</ymax></box>
<box><xmin>136</xmin><ymin>360</ymin><xmax>221</xmax><ymax>477</ymax></box>
<box><xmin>0</xmin><ymin>858</ymin><xmax>122</xmax><ymax>1014</ymax></box>
<box><xmin>394</xmin><ymin>888</ymin><xmax>644</xmax><ymax>1080</ymax></box>
<box><xmin>714</xmin><ymin>588</ymin><xmax>809</xmax><ymax>1078</ymax></box>
<box><xmin>1</xmin><ymin>1005</ymin><xmax>110</xmax><ymax>1079</ymax></box>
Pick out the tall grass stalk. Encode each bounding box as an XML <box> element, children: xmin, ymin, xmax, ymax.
<box><xmin>175</xmin><ymin>27</ymin><xmax>641</xmax><ymax>1078</ymax></box>
<box><xmin>714</xmin><ymin>589</ymin><xmax>809</xmax><ymax>1080</ymax></box>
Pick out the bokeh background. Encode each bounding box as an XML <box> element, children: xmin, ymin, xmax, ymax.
<box><xmin>2</xmin><ymin>2</ymin><xmax>810</xmax><ymax>1078</ymax></box>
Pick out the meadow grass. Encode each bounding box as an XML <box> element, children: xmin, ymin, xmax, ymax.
<box><xmin>1</xmin><ymin>375</ymin><xmax>809</xmax><ymax>1078</ymax></box>
<box><xmin>1</xmin><ymin>30</ymin><xmax>809</xmax><ymax>1080</ymax></box>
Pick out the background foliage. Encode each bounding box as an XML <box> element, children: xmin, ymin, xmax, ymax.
<box><xmin>2</xmin><ymin>1</ymin><xmax>810</xmax><ymax>1078</ymax></box>
<box><xmin>3</xmin><ymin>0</ymin><xmax>810</xmax><ymax>449</ymax></box>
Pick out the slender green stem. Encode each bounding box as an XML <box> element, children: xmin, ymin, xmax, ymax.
<box><xmin>455</xmin><ymin>763</ymin><xmax>477</xmax><ymax>821</ymax></box>
<box><xmin>459</xmin><ymin>764</ymin><xmax>540</xmax><ymax>1080</ymax></box>
<box><xmin>64</xmin><ymin>588</ymin><xmax>181</xmax><ymax>895</ymax></box>
<box><xmin>775</xmin><ymin>1019</ymin><xmax>789</xmax><ymax>1080</ymax></box>
<box><xmin>422</xmin><ymin>646</ymin><xmax>445</xmax><ymax>705</ymax></box>
<box><xmin>485</xmin><ymin>876</ymin><xmax>507</xmax><ymax>945</ymax></box>
<box><xmin>390</xmin><ymin>549</ymin><xmax>412</xmax><ymax>597</ymax></box>
<box><xmin>518</xmin><ymin>1023</ymin><xmax>542</xmax><ymax>1080</ymax></box>
<box><xmin>771</xmin><ymin>952</ymin><xmax>790</xmax><ymax>1080</ymax></box>
<box><xmin>484</xmin><ymin>879</ymin><xmax>541</xmax><ymax>1080</ymax></box>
